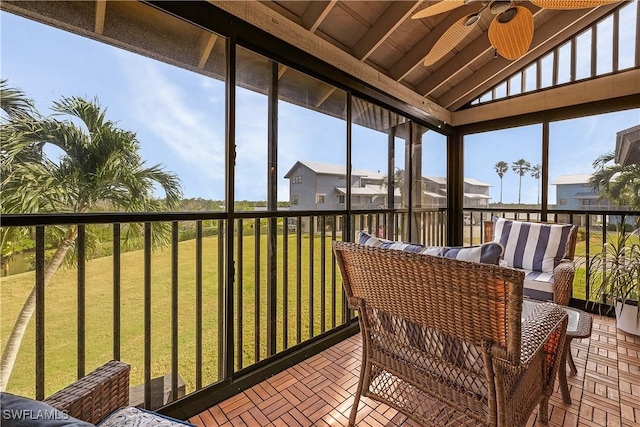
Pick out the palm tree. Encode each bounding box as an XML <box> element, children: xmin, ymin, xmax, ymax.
<box><xmin>494</xmin><ymin>161</ymin><xmax>509</xmax><ymax>204</ymax></box>
<box><xmin>530</xmin><ymin>164</ymin><xmax>542</xmax><ymax>205</ymax></box>
<box><xmin>382</xmin><ymin>168</ymin><xmax>405</xmax><ymax>206</ymax></box>
<box><xmin>0</xmin><ymin>95</ymin><xmax>182</xmax><ymax>391</ymax></box>
<box><xmin>591</xmin><ymin>151</ymin><xmax>640</xmax><ymax>211</ymax></box>
<box><xmin>0</xmin><ymin>80</ymin><xmax>38</xmax><ymax>280</ymax></box>
<box><xmin>0</xmin><ymin>79</ymin><xmax>36</xmax><ymax>119</ymax></box>
<box><xmin>511</xmin><ymin>159</ymin><xmax>531</xmax><ymax>205</ymax></box>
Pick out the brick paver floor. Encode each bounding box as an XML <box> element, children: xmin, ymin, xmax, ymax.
<box><xmin>190</xmin><ymin>314</ymin><xmax>640</xmax><ymax>426</ymax></box>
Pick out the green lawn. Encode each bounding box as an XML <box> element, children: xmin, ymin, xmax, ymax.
<box><xmin>1</xmin><ymin>234</ymin><xmax>345</xmax><ymax>398</ymax></box>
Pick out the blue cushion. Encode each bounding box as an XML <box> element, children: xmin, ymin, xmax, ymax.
<box><xmin>492</xmin><ymin>217</ymin><xmax>573</xmax><ymax>273</ymax></box>
<box><xmin>0</xmin><ymin>392</ymin><xmax>93</xmax><ymax>427</ymax></box>
<box><xmin>357</xmin><ymin>231</ymin><xmax>503</xmax><ymax>265</ymax></box>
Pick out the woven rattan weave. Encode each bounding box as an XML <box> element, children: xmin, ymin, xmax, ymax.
<box><xmin>44</xmin><ymin>360</ymin><xmax>130</xmax><ymax>424</ymax></box>
<box><xmin>333</xmin><ymin>241</ymin><xmax>568</xmax><ymax>427</ymax></box>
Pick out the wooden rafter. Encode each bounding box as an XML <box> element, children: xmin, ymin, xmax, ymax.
<box><xmin>278</xmin><ymin>65</ymin><xmax>288</xmax><ymax>80</ymax></box>
<box><xmin>95</xmin><ymin>0</ymin><xmax>107</xmax><ymax>35</ymax></box>
<box><xmin>197</xmin><ymin>33</ymin><xmax>218</xmax><ymax>69</ymax></box>
<box><xmin>352</xmin><ymin>1</ymin><xmax>421</xmax><ymax>61</ymax></box>
<box><xmin>387</xmin><ymin>5</ymin><xmax>475</xmax><ymax>82</ymax></box>
<box><xmin>315</xmin><ymin>87</ymin><xmax>336</xmax><ymax>108</ymax></box>
<box><xmin>302</xmin><ymin>0</ymin><xmax>337</xmax><ymax>33</ymax></box>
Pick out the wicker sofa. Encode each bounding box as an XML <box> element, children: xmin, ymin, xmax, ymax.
<box><xmin>333</xmin><ymin>241</ymin><xmax>569</xmax><ymax>427</ymax></box>
<box><xmin>44</xmin><ymin>360</ymin><xmax>131</xmax><ymax>424</ymax></box>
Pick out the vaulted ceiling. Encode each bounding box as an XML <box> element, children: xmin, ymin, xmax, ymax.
<box><xmin>252</xmin><ymin>0</ymin><xmax>636</xmax><ymax>121</ymax></box>
<box><xmin>259</xmin><ymin>1</ymin><xmax>616</xmax><ymax>110</ymax></box>
<box><xmin>2</xmin><ymin>1</ymin><xmax>637</xmax><ymax>127</ymax></box>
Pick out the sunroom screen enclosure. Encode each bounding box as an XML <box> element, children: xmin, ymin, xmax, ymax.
<box><xmin>1</xmin><ymin>0</ymin><xmax>639</xmax><ymax>421</ymax></box>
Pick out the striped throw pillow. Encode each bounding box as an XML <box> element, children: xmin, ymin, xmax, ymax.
<box><xmin>357</xmin><ymin>231</ymin><xmax>443</xmax><ymax>255</ymax></box>
<box><xmin>492</xmin><ymin>217</ymin><xmax>573</xmax><ymax>273</ymax></box>
<box><xmin>357</xmin><ymin>231</ymin><xmax>503</xmax><ymax>265</ymax></box>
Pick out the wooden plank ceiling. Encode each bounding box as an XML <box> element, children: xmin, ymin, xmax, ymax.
<box><xmin>259</xmin><ymin>0</ymin><xmax>624</xmax><ymax>112</ymax></box>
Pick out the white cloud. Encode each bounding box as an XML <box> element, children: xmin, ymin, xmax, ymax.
<box><xmin>116</xmin><ymin>53</ymin><xmax>226</xmax><ymax>185</ymax></box>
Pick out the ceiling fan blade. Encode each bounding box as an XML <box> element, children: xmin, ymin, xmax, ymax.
<box><xmin>424</xmin><ymin>14</ymin><xmax>478</xmax><ymax>66</ymax></box>
<box><xmin>412</xmin><ymin>0</ymin><xmax>467</xmax><ymax>20</ymax></box>
<box><xmin>531</xmin><ymin>0</ymin><xmax>621</xmax><ymax>10</ymax></box>
<box><xmin>488</xmin><ymin>6</ymin><xmax>534</xmax><ymax>61</ymax></box>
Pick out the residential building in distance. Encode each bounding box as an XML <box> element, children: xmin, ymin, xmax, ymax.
<box><xmin>422</xmin><ymin>176</ymin><xmax>491</xmax><ymax>208</ymax></box>
<box><xmin>285</xmin><ymin>161</ymin><xmax>491</xmax><ymax>230</ymax></box>
<box><xmin>552</xmin><ymin>173</ymin><xmax>631</xmax><ymax>227</ymax></box>
<box><xmin>552</xmin><ymin>174</ymin><xmax>618</xmax><ymax>210</ymax></box>
<box><xmin>284</xmin><ymin>160</ymin><xmax>399</xmax><ymax>232</ymax></box>
<box><xmin>284</xmin><ymin>160</ymin><xmax>398</xmax><ymax>212</ymax></box>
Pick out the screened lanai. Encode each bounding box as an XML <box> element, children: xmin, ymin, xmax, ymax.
<box><xmin>1</xmin><ymin>1</ymin><xmax>639</xmax><ymax>426</ymax></box>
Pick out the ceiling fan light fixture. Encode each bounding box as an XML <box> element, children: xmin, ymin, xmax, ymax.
<box><xmin>488</xmin><ymin>6</ymin><xmax>534</xmax><ymax>60</ymax></box>
<box><xmin>489</xmin><ymin>1</ymin><xmax>512</xmax><ymax>15</ymax></box>
<box><xmin>464</xmin><ymin>13</ymin><xmax>480</xmax><ymax>26</ymax></box>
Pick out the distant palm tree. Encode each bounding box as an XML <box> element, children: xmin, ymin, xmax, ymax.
<box><xmin>494</xmin><ymin>161</ymin><xmax>509</xmax><ymax>204</ymax></box>
<box><xmin>530</xmin><ymin>164</ymin><xmax>542</xmax><ymax>204</ymax></box>
<box><xmin>382</xmin><ymin>168</ymin><xmax>405</xmax><ymax>203</ymax></box>
<box><xmin>512</xmin><ymin>159</ymin><xmax>531</xmax><ymax>204</ymax></box>
<box><xmin>0</xmin><ymin>95</ymin><xmax>182</xmax><ymax>391</ymax></box>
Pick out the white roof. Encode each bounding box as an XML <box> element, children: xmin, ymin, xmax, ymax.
<box><xmin>424</xmin><ymin>176</ymin><xmax>491</xmax><ymax>187</ymax></box>
<box><xmin>464</xmin><ymin>178</ymin><xmax>491</xmax><ymax>187</ymax></box>
<box><xmin>359</xmin><ymin>170</ymin><xmax>386</xmax><ymax>180</ymax></box>
<box><xmin>424</xmin><ymin>176</ymin><xmax>447</xmax><ymax>185</ymax></box>
<box><xmin>424</xmin><ymin>191</ymin><xmax>446</xmax><ymax>199</ymax></box>
<box><xmin>551</xmin><ymin>174</ymin><xmax>592</xmax><ymax>185</ymax></box>
<box><xmin>464</xmin><ymin>193</ymin><xmax>490</xmax><ymax>199</ymax></box>
<box><xmin>284</xmin><ymin>160</ymin><xmax>382</xmax><ymax>178</ymax></box>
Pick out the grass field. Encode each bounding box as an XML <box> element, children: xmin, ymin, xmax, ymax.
<box><xmin>1</xmin><ymin>233</ymin><xmax>346</xmax><ymax>399</ymax></box>
<box><xmin>3</xmin><ymin>225</ymin><xmax>625</xmax><ymax>399</ymax></box>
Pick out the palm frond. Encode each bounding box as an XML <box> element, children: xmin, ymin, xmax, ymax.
<box><xmin>0</xmin><ymin>79</ymin><xmax>37</xmax><ymax>119</ymax></box>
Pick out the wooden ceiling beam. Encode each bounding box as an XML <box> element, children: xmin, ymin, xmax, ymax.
<box><xmin>415</xmin><ymin>2</ymin><xmax>540</xmax><ymax>97</ymax></box>
<box><xmin>278</xmin><ymin>64</ymin><xmax>288</xmax><ymax>80</ymax></box>
<box><xmin>211</xmin><ymin>0</ymin><xmax>451</xmax><ymax>123</ymax></box>
<box><xmin>440</xmin><ymin>2</ymin><xmax>622</xmax><ymax>111</ymax></box>
<box><xmin>95</xmin><ymin>0</ymin><xmax>107</xmax><ymax>34</ymax></box>
<box><xmin>388</xmin><ymin>5</ymin><xmax>477</xmax><ymax>82</ymax></box>
<box><xmin>352</xmin><ymin>1</ymin><xmax>421</xmax><ymax>61</ymax></box>
<box><xmin>302</xmin><ymin>0</ymin><xmax>337</xmax><ymax>33</ymax></box>
<box><xmin>451</xmin><ymin>68</ymin><xmax>640</xmax><ymax>126</ymax></box>
<box><xmin>197</xmin><ymin>32</ymin><xmax>218</xmax><ymax>69</ymax></box>
<box><xmin>315</xmin><ymin>87</ymin><xmax>337</xmax><ymax>108</ymax></box>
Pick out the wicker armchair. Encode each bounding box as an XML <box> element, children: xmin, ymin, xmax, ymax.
<box><xmin>44</xmin><ymin>360</ymin><xmax>130</xmax><ymax>424</ymax></box>
<box><xmin>483</xmin><ymin>219</ymin><xmax>578</xmax><ymax>306</ymax></box>
<box><xmin>333</xmin><ymin>241</ymin><xmax>568</xmax><ymax>427</ymax></box>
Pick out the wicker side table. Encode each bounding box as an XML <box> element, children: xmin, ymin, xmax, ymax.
<box><xmin>557</xmin><ymin>306</ymin><xmax>593</xmax><ymax>404</ymax></box>
<box><xmin>523</xmin><ymin>300</ymin><xmax>593</xmax><ymax>404</ymax></box>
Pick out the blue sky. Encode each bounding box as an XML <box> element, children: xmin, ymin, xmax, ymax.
<box><xmin>1</xmin><ymin>7</ymin><xmax>638</xmax><ymax>204</ymax></box>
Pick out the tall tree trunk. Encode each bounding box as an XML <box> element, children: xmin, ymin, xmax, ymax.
<box><xmin>500</xmin><ymin>178</ymin><xmax>503</xmax><ymax>204</ymax></box>
<box><xmin>0</xmin><ymin>226</ymin><xmax>78</xmax><ymax>391</ymax></box>
<box><xmin>518</xmin><ymin>175</ymin><xmax>522</xmax><ymax>204</ymax></box>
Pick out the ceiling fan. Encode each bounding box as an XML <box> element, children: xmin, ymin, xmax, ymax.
<box><xmin>412</xmin><ymin>0</ymin><xmax>621</xmax><ymax>66</ymax></box>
